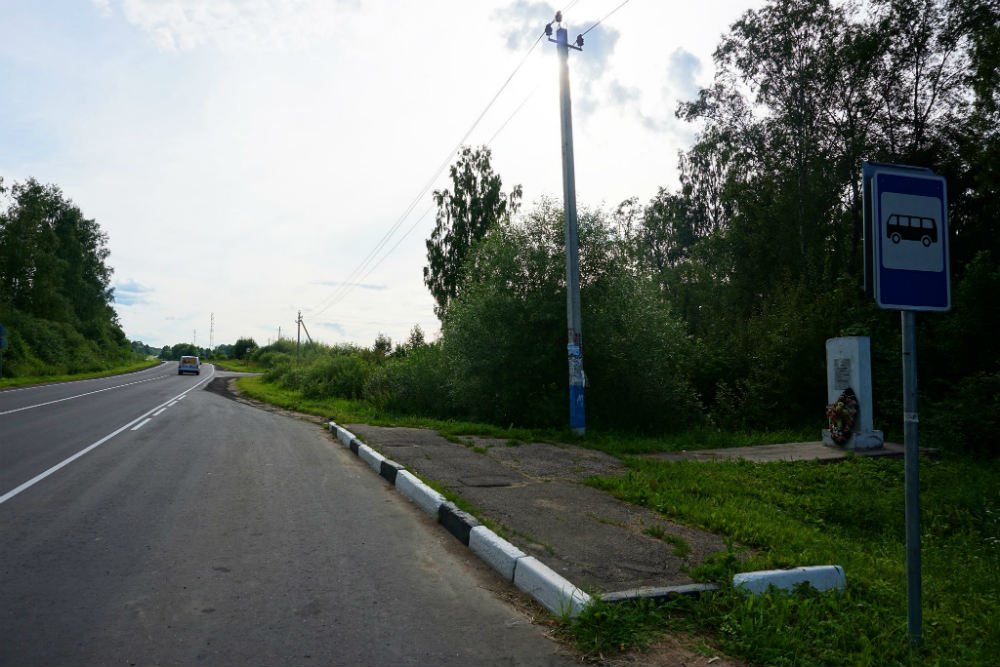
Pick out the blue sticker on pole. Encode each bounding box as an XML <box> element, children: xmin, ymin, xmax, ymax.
<box><xmin>870</xmin><ymin>165</ymin><xmax>950</xmax><ymax>311</ymax></box>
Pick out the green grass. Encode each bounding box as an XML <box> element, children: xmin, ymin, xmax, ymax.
<box><xmin>234</xmin><ymin>374</ymin><xmax>1000</xmax><ymax>663</ymax></box>
<box><xmin>210</xmin><ymin>358</ymin><xmax>266</xmax><ymax>372</ymax></box>
<box><xmin>233</xmin><ymin>375</ymin><xmax>812</xmax><ymax>456</ymax></box>
<box><xmin>577</xmin><ymin>456</ymin><xmax>1000</xmax><ymax>666</ymax></box>
<box><xmin>235</xmin><ymin>375</ymin><xmax>564</xmax><ymax>441</ymax></box>
<box><xmin>564</xmin><ymin>596</ymin><xmax>698</xmax><ymax>655</ymax></box>
<box><xmin>0</xmin><ymin>359</ymin><xmax>162</xmax><ymax>389</ymax></box>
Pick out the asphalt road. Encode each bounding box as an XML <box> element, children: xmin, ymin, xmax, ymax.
<box><xmin>0</xmin><ymin>364</ymin><xmax>573</xmax><ymax>665</ymax></box>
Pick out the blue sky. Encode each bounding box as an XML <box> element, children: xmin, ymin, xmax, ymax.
<box><xmin>2</xmin><ymin>0</ymin><xmax>762</xmax><ymax>349</ymax></box>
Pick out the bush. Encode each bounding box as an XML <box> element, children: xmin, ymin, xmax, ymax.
<box><xmin>302</xmin><ymin>354</ymin><xmax>373</xmax><ymax>400</ymax></box>
<box><xmin>442</xmin><ymin>200</ymin><xmax>702</xmax><ymax>431</ymax></box>
<box><xmin>364</xmin><ymin>343</ymin><xmax>456</xmax><ymax>416</ymax></box>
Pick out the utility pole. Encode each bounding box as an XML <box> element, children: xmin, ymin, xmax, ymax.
<box><xmin>548</xmin><ymin>12</ymin><xmax>586</xmax><ymax>435</ymax></box>
<box><xmin>296</xmin><ymin>311</ymin><xmax>302</xmax><ymax>363</ymax></box>
<box><xmin>209</xmin><ymin>312</ymin><xmax>215</xmax><ymax>352</ymax></box>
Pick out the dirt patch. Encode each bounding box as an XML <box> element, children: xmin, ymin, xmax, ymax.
<box><xmin>204</xmin><ymin>376</ymin><xmax>327</xmax><ymax>426</ymax></box>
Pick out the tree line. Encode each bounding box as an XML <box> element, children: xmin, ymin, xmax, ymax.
<box><xmin>0</xmin><ymin>178</ymin><xmax>130</xmax><ymax>376</ymax></box>
<box><xmin>250</xmin><ymin>0</ymin><xmax>999</xmax><ymax>454</ymax></box>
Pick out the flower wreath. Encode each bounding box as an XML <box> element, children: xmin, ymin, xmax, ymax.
<box><xmin>826</xmin><ymin>387</ymin><xmax>858</xmax><ymax>445</ymax></box>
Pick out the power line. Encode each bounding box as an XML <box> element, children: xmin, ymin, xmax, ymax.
<box><xmin>308</xmin><ymin>24</ymin><xmax>550</xmax><ymax>319</ymax></box>
<box><xmin>581</xmin><ymin>0</ymin><xmax>634</xmax><ymax>37</ymax></box>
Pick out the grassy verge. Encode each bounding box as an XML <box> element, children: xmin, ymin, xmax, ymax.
<box><xmin>210</xmin><ymin>358</ymin><xmax>266</xmax><ymax>372</ymax></box>
<box><xmin>0</xmin><ymin>359</ymin><xmax>162</xmax><ymax>389</ymax></box>
<box><xmin>573</xmin><ymin>456</ymin><xmax>1000</xmax><ymax>666</ymax></box>
<box><xmin>230</xmin><ymin>374</ymin><xmax>1000</xmax><ymax>664</ymax></box>
<box><xmin>233</xmin><ymin>376</ymin><xmax>812</xmax><ymax>455</ymax></box>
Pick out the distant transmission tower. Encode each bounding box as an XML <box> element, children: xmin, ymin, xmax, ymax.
<box><xmin>209</xmin><ymin>312</ymin><xmax>215</xmax><ymax>351</ymax></box>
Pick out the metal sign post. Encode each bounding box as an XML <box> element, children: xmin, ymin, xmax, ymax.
<box><xmin>863</xmin><ymin>161</ymin><xmax>950</xmax><ymax>645</ymax></box>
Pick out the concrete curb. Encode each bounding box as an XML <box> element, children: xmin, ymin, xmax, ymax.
<box><xmin>327</xmin><ymin>422</ymin><xmax>850</xmax><ymax>617</ymax></box>
<box><xmin>469</xmin><ymin>525</ymin><xmax>526</xmax><ymax>583</ymax></box>
<box><xmin>513</xmin><ymin>556</ymin><xmax>591</xmax><ymax>617</ymax></box>
<box><xmin>327</xmin><ymin>421</ymin><xmax>591</xmax><ymax>617</ymax></box>
<box><xmin>599</xmin><ymin>583</ymin><xmax>719</xmax><ymax>603</ymax></box>
<box><xmin>357</xmin><ymin>443</ymin><xmax>386</xmax><ymax>475</ymax></box>
<box><xmin>394</xmin><ymin>470</ymin><xmax>446</xmax><ymax>517</ymax></box>
<box><xmin>438</xmin><ymin>501</ymin><xmax>480</xmax><ymax>546</ymax></box>
<box><xmin>733</xmin><ymin>565</ymin><xmax>846</xmax><ymax>595</ymax></box>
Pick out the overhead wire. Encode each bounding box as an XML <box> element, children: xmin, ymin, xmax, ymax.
<box><xmin>580</xmin><ymin>0</ymin><xmax>633</xmax><ymax>37</ymax></box>
<box><xmin>309</xmin><ymin>24</ymin><xmax>550</xmax><ymax>319</ymax></box>
<box><xmin>308</xmin><ymin>0</ymin><xmax>607</xmax><ymax>322</ymax></box>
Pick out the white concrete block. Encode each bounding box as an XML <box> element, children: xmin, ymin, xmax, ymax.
<box><xmin>733</xmin><ymin>565</ymin><xmax>846</xmax><ymax>595</ymax></box>
<box><xmin>394</xmin><ymin>470</ymin><xmax>445</xmax><ymax>517</ymax></box>
<box><xmin>336</xmin><ymin>426</ymin><xmax>354</xmax><ymax>447</ymax></box>
<box><xmin>328</xmin><ymin>421</ymin><xmax>336</xmax><ymax>434</ymax></box>
<box><xmin>357</xmin><ymin>444</ymin><xmax>386</xmax><ymax>474</ymax></box>
<box><xmin>469</xmin><ymin>526</ymin><xmax>526</xmax><ymax>582</ymax></box>
<box><xmin>513</xmin><ymin>556</ymin><xmax>591</xmax><ymax>617</ymax></box>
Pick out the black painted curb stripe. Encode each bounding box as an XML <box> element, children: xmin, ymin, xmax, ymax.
<box><xmin>349</xmin><ymin>438</ymin><xmax>360</xmax><ymax>455</ymax></box>
<box><xmin>380</xmin><ymin>460</ymin><xmax>404</xmax><ymax>485</ymax></box>
<box><xmin>438</xmin><ymin>501</ymin><xmax>481</xmax><ymax>546</ymax></box>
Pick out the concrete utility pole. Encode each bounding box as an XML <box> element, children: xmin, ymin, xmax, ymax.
<box><xmin>296</xmin><ymin>311</ymin><xmax>302</xmax><ymax>363</ymax></box>
<box><xmin>548</xmin><ymin>13</ymin><xmax>586</xmax><ymax>435</ymax></box>
<box><xmin>209</xmin><ymin>313</ymin><xmax>215</xmax><ymax>352</ymax></box>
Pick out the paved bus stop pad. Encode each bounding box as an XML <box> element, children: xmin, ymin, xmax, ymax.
<box><xmin>342</xmin><ymin>425</ymin><xmax>914</xmax><ymax>598</ymax></box>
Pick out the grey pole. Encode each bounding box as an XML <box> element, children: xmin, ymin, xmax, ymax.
<box><xmin>297</xmin><ymin>311</ymin><xmax>302</xmax><ymax>364</ymax></box>
<box><xmin>554</xmin><ymin>24</ymin><xmax>585</xmax><ymax>435</ymax></box>
<box><xmin>901</xmin><ymin>309</ymin><xmax>922</xmax><ymax>643</ymax></box>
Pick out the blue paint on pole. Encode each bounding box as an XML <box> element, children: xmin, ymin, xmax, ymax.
<box><xmin>569</xmin><ymin>385</ymin><xmax>585</xmax><ymax>431</ymax></box>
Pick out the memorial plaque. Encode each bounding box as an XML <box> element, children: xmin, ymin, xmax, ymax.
<box><xmin>834</xmin><ymin>358</ymin><xmax>852</xmax><ymax>390</ymax></box>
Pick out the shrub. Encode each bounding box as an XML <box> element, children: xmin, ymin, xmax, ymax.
<box><xmin>365</xmin><ymin>343</ymin><xmax>457</xmax><ymax>417</ymax></box>
<box><xmin>302</xmin><ymin>354</ymin><xmax>373</xmax><ymax>400</ymax></box>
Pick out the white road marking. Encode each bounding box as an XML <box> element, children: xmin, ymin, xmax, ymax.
<box><xmin>0</xmin><ymin>367</ymin><xmax>216</xmax><ymax>506</ymax></box>
<box><xmin>0</xmin><ymin>375</ymin><xmax>166</xmax><ymax>416</ymax></box>
<box><xmin>131</xmin><ymin>418</ymin><xmax>152</xmax><ymax>431</ymax></box>
<box><xmin>167</xmin><ymin>401</ymin><xmax>177</xmax><ymax>407</ymax></box>
<box><xmin>153</xmin><ymin>408</ymin><xmax>167</xmax><ymax>416</ymax></box>
<box><xmin>0</xmin><ymin>362</ymin><xmax>167</xmax><ymax>394</ymax></box>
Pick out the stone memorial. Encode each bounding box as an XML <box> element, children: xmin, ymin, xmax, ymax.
<box><xmin>822</xmin><ymin>336</ymin><xmax>884</xmax><ymax>450</ymax></box>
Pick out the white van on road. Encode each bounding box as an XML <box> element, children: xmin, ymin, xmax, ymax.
<box><xmin>178</xmin><ymin>356</ymin><xmax>200</xmax><ymax>375</ymax></box>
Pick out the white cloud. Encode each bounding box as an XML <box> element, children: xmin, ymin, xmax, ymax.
<box><xmin>3</xmin><ymin>0</ymin><xmax>763</xmax><ymax>349</ymax></box>
<box><xmin>113</xmin><ymin>0</ymin><xmax>357</xmax><ymax>52</ymax></box>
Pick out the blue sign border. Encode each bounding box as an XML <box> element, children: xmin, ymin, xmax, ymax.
<box><xmin>871</xmin><ymin>167</ymin><xmax>950</xmax><ymax>311</ymax></box>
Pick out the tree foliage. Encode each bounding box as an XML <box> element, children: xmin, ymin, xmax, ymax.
<box><xmin>424</xmin><ymin>145</ymin><xmax>522</xmax><ymax>319</ymax></box>
<box><xmin>0</xmin><ymin>178</ymin><xmax>127</xmax><ymax>377</ymax></box>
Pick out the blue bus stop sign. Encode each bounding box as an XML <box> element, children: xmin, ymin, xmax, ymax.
<box><xmin>865</xmin><ymin>163</ymin><xmax>950</xmax><ymax>311</ymax></box>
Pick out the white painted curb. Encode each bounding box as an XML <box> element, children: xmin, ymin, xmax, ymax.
<box><xmin>357</xmin><ymin>443</ymin><xmax>386</xmax><ymax>474</ymax></box>
<box><xmin>395</xmin><ymin>470</ymin><xmax>445</xmax><ymax>517</ymax></box>
<box><xmin>469</xmin><ymin>526</ymin><xmax>527</xmax><ymax>582</ymax></box>
<box><xmin>336</xmin><ymin>426</ymin><xmax>355</xmax><ymax>447</ymax></box>
<box><xmin>513</xmin><ymin>556</ymin><xmax>591</xmax><ymax>617</ymax></box>
<box><xmin>733</xmin><ymin>565</ymin><xmax>846</xmax><ymax>595</ymax></box>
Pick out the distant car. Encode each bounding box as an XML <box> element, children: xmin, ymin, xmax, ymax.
<box><xmin>178</xmin><ymin>356</ymin><xmax>200</xmax><ymax>375</ymax></box>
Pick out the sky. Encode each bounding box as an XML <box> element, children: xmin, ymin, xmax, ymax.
<box><xmin>1</xmin><ymin>0</ymin><xmax>764</xmax><ymax>350</ymax></box>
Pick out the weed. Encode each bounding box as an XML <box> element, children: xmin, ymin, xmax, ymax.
<box><xmin>643</xmin><ymin>525</ymin><xmax>666</xmax><ymax>540</ymax></box>
<box><xmin>565</xmin><ymin>597</ymin><xmax>691</xmax><ymax>657</ymax></box>
<box><xmin>643</xmin><ymin>525</ymin><xmax>693</xmax><ymax>560</ymax></box>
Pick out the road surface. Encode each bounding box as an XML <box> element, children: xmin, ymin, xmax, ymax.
<box><xmin>0</xmin><ymin>363</ymin><xmax>572</xmax><ymax>665</ymax></box>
